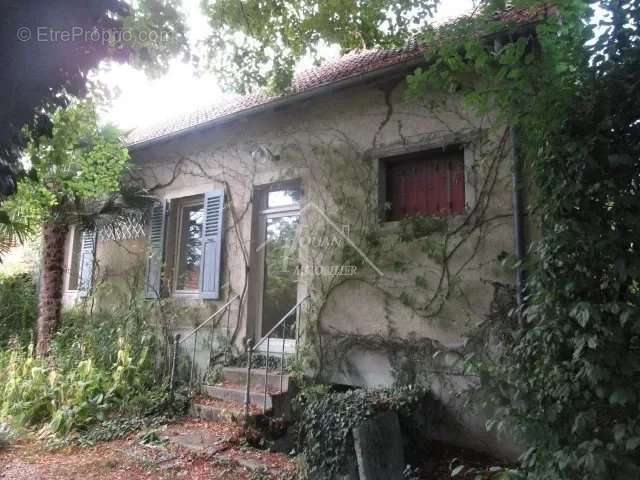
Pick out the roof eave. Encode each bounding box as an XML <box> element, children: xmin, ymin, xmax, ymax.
<box><xmin>127</xmin><ymin>55</ymin><xmax>425</xmax><ymax>152</ymax></box>
<box><xmin>127</xmin><ymin>7</ymin><xmax>554</xmax><ymax>152</ymax></box>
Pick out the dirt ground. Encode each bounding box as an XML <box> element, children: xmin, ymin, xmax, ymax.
<box><xmin>0</xmin><ymin>416</ymin><xmax>509</xmax><ymax>479</ymax></box>
<box><xmin>0</xmin><ymin>418</ymin><xmax>295</xmax><ymax>480</ymax></box>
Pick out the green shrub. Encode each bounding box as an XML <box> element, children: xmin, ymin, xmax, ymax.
<box><xmin>0</xmin><ymin>272</ymin><xmax>37</xmax><ymax>347</ymax></box>
<box><xmin>295</xmin><ymin>385</ymin><xmax>426</xmax><ymax>479</ymax></box>
<box><xmin>0</xmin><ymin>339</ymin><xmax>152</xmax><ymax>436</ymax></box>
<box><xmin>0</xmin><ymin>298</ymin><xmax>182</xmax><ymax>439</ymax></box>
<box><xmin>50</xmin><ymin>296</ymin><xmax>153</xmax><ymax>372</ymax></box>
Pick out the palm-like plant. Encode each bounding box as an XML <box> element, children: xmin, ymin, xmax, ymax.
<box><xmin>3</xmin><ymin>100</ymin><xmax>150</xmax><ymax>354</ymax></box>
<box><xmin>0</xmin><ymin>212</ymin><xmax>31</xmax><ymax>259</ymax></box>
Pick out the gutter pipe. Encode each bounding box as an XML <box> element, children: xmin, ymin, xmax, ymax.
<box><xmin>494</xmin><ymin>36</ymin><xmax>527</xmax><ymax>320</ymax></box>
<box><xmin>510</xmin><ymin>124</ymin><xmax>526</xmax><ymax>313</ymax></box>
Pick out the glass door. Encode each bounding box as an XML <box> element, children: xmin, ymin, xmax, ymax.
<box><xmin>254</xmin><ymin>186</ymin><xmax>300</xmax><ymax>349</ymax></box>
<box><xmin>262</xmin><ymin>214</ymin><xmax>299</xmax><ymax>337</ymax></box>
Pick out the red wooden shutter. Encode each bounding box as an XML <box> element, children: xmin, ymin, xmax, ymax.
<box><xmin>386</xmin><ymin>148</ymin><xmax>465</xmax><ymax>220</ymax></box>
<box><xmin>450</xmin><ymin>154</ymin><xmax>465</xmax><ymax>214</ymax></box>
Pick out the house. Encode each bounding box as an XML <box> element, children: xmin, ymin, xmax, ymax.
<box><xmin>61</xmin><ymin>43</ymin><xmax>526</xmax><ymax>458</ymax></box>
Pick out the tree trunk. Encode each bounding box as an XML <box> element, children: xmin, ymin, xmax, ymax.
<box><xmin>36</xmin><ymin>221</ymin><xmax>68</xmax><ymax>355</ymax></box>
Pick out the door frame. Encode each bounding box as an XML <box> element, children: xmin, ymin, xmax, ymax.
<box><xmin>247</xmin><ymin>181</ymin><xmax>301</xmax><ymax>351</ymax></box>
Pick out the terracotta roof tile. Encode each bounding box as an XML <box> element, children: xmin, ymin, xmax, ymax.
<box><xmin>126</xmin><ymin>5</ymin><xmax>552</xmax><ymax>148</ymax></box>
<box><xmin>126</xmin><ymin>46</ymin><xmax>423</xmax><ymax>148</ymax></box>
<box><xmin>126</xmin><ymin>93</ymin><xmax>272</xmax><ymax>147</ymax></box>
<box><xmin>290</xmin><ymin>45</ymin><xmax>422</xmax><ymax>92</ymax></box>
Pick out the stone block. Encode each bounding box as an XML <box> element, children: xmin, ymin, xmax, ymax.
<box><xmin>352</xmin><ymin>410</ymin><xmax>405</xmax><ymax>480</ymax></box>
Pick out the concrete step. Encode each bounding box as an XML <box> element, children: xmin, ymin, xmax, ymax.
<box><xmin>189</xmin><ymin>391</ymin><xmax>264</xmax><ymax>423</ymax></box>
<box><xmin>202</xmin><ymin>384</ymin><xmax>275</xmax><ymax>410</ymax></box>
<box><xmin>189</xmin><ymin>402</ymin><xmax>241</xmax><ymax>423</ymax></box>
<box><xmin>220</xmin><ymin>367</ymin><xmax>289</xmax><ymax>391</ymax></box>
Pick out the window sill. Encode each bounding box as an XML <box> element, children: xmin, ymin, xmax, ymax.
<box><xmin>171</xmin><ymin>292</ymin><xmax>202</xmax><ymax>300</ymax></box>
<box><xmin>380</xmin><ymin>211</ymin><xmax>468</xmax><ymax>224</ymax></box>
<box><xmin>378</xmin><ymin>211</ymin><xmax>470</xmax><ymax>234</ymax></box>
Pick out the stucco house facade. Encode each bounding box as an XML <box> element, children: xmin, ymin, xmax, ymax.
<box><xmin>62</xmin><ymin>46</ymin><xmax>521</xmax><ymax>457</ymax></box>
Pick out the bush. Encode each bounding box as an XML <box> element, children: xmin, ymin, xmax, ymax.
<box><xmin>0</xmin><ymin>340</ymin><xmax>153</xmax><ymax>436</ymax></box>
<box><xmin>295</xmin><ymin>385</ymin><xmax>426</xmax><ymax>479</ymax></box>
<box><xmin>0</xmin><ymin>272</ymin><xmax>37</xmax><ymax>347</ymax></box>
<box><xmin>50</xmin><ymin>297</ymin><xmax>153</xmax><ymax>372</ymax></box>
<box><xmin>0</xmin><ymin>298</ymin><xmax>183</xmax><ymax>439</ymax></box>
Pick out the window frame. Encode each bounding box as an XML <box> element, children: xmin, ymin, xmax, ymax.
<box><xmin>65</xmin><ymin>226</ymin><xmax>83</xmax><ymax>292</ymax></box>
<box><xmin>378</xmin><ymin>144</ymin><xmax>468</xmax><ymax>222</ymax></box>
<box><xmin>247</xmin><ymin>179</ymin><xmax>302</xmax><ymax>343</ymax></box>
<box><xmin>172</xmin><ymin>195</ymin><xmax>205</xmax><ymax>295</ymax></box>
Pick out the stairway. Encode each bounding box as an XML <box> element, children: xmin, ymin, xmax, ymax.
<box><xmin>190</xmin><ymin>366</ymin><xmax>293</xmax><ymax>423</ymax></box>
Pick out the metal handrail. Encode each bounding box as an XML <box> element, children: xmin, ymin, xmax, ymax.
<box><xmin>253</xmin><ymin>297</ymin><xmax>308</xmax><ymax>350</ymax></box>
<box><xmin>245</xmin><ymin>295</ymin><xmax>310</xmax><ymax>418</ymax></box>
<box><xmin>169</xmin><ymin>294</ymin><xmax>240</xmax><ymax>389</ymax></box>
<box><xmin>178</xmin><ymin>294</ymin><xmax>240</xmax><ymax>345</ymax></box>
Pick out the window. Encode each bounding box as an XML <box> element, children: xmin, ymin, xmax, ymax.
<box><xmin>145</xmin><ymin>189</ymin><xmax>225</xmax><ymax>300</ymax></box>
<box><xmin>383</xmin><ymin>147</ymin><xmax>465</xmax><ymax>221</ymax></box>
<box><xmin>67</xmin><ymin>228</ymin><xmax>82</xmax><ymax>290</ymax></box>
<box><xmin>174</xmin><ymin>198</ymin><xmax>204</xmax><ymax>292</ymax></box>
<box><xmin>253</xmin><ymin>184</ymin><xmax>301</xmax><ymax>340</ymax></box>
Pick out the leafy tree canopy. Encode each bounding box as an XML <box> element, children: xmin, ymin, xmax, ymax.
<box><xmin>201</xmin><ymin>0</ymin><xmax>439</xmax><ymax>92</ymax></box>
<box><xmin>401</xmin><ymin>0</ymin><xmax>640</xmax><ymax>477</ymax></box>
<box><xmin>0</xmin><ymin>0</ymin><xmax>187</xmax><ymax>174</ymax></box>
<box><xmin>2</xmin><ymin>101</ymin><xmax>133</xmax><ymax>230</ymax></box>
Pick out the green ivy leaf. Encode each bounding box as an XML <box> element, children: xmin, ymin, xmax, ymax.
<box><xmin>626</xmin><ymin>437</ymin><xmax>640</xmax><ymax>451</ymax></box>
<box><xmin>451</xmin><ymin>464</ymin><xmax>465</xmax><ymax>477</ymax></box>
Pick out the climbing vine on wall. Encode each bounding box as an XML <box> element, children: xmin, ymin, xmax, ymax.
<box><xmin>137</xmin><ymin>95</ymin><xmax>511</xmax><ymax>388</ymax></box>
<box><xmin>129</xmin><ymin>2</ymin><xmax>638</xmax><ymax>478</ymax></box>
<box><xmin>295</xmin><ymin>113</ymin><xmax>513</xmax><ymax>385</ymax></box>
<box><xmin>404</xmin><ymin>1</ymin><xmax>640</xmax><ymax>478</ymax></box>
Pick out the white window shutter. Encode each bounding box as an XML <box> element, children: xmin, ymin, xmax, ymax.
<box><xmin>78</xmin><ymin>229</ymin><xmax>96</xmax><ymax>297</ymax></box>
<box><xmin>145</xmin><ymin>200</ymin><xmax>167</xmax><ymax>299</ymax></box>
<box><xmin>199</xmin><ymin>189</ymin><xmax>225</xmax><ymax>300</ymax></box>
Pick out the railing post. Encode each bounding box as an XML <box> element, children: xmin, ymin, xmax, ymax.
<box><xmin>209</xmin><ymin>311</ymin><xmax>215</xmax><ymax>374</ymax></box>
<box><xmin>189</xmin><ymin>328</ymin><xmax>198</xmax><ymax>388</ymax></box>
<box><xmin>281</xmin><ymin>316</ymin><xmax>286</xmax><ymax>393</ymax></box>
<box><xmin>244</xmin><ymin>338</ymin><xmax>254</xmax><ymax>422</ymax></box>
<box><xmin>295</xmin><ymin>302</ymin><xmax>301</xmax><ymax>362</ymax></box>
<box><xmin>264</xmin><ymin>337</ymin><xmax>270</xmax><ymax>413</ymax></box>
<box><xmin>225</xmin><ymin>304</ymin><xmax>232</xmax><ymax>365</ymax></box>
<box><xmin>170</xmin><ymin>334</ymin><xmax>181</xmax><ymax>394</ymax></box>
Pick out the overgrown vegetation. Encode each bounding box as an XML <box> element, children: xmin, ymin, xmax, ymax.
<box><xmin>0</xmin><ymin>2</ymin><xmax>636</xmax><ymax>479</ymax></box>
<box><xmin>294</xmin><ymin>385</ymin><xmax>426</xmax><ymax>479</ymax></box>
<box><xmin>0</xmin><ymin>272</ymin><xmax>37</xmax><ymax>347</ymax></box>
<box><xmin>403</xmin><ymin>1</ymin><xmax>640</xmax><ymax>478</ymax></box>
<box><xmin>201</xmin><ymin>0</ymin><xmax>439</xmax><ymax>92</ymax></box>
<box><xmin>0</xmin><ymin>294</ymin><xmax>187</xmax><ymax>443</ymax></box>
<box><xmin>1</xmin><ymin>99</ymin><xmax>151</xmax><ymax>355</ymax></box>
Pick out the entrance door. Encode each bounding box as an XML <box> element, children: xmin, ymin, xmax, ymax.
<box><xmin>253</xmin><ymin>185</ymin><xmax>300</xmax><ymax>349</ymax></box>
